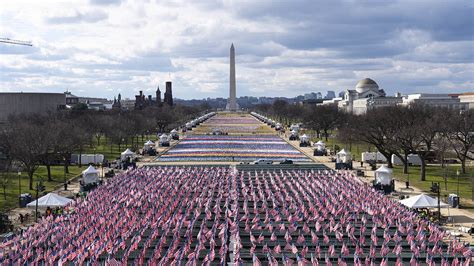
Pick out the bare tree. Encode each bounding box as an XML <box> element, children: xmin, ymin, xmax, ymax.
<box><xmin>303</xmin><ymin>105</ymin><xmax>345</xmax><ymax>141</ymax></box>
<box><xmin>271</xmin><ymin>99</ymin><xmax>289</xmax><ymax>124</ymax></box>
<box><xmin>340</xmin><ymin>107</ymin><xmax>401</xmax><ymax>168</ymax></box>
<box><xmin>410</xmin><ymin>105</ymin><xmax>444</xmax><ymax>181</ymax></box>
<box><xmin>444</xmin><ymin>109</ymin><xmax>474</xmax><ymax>174</ymax></box>
<box><xmin>7</xmin><ymin>115</ymin><xmax>51</xmax><ymax>190</ymax></box>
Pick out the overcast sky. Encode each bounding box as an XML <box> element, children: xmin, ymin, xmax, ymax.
<box><xmin>1</xmin><ymin>0</ymin><xmax>473</xmax><ymax>100</ymax></box>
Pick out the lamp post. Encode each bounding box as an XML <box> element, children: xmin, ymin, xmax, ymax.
<box><xmin>35</xmin><ymin>177</ymin><xmax>45</xmax><ymax>222</ymax></box>
<box><xmin>456</xmin><ymin>169</ymin><xmax>460</xmax><ymax>195</ymax></box>
<box><xmin>406</xmin><ymin>172</ymin><xmax>410</xmax><ymax>189</ymax></box>
<box><xmin>100</xmin><ymin>163</ymin><xmax>103</xmax><ymax>183</ymax></box>
<box><xmin>436</xmin><ymin>182</ymin><xmax>441</xmax><ymax>223</ymax></box>
<box><xmin>18</xmin><ymin>172</ymin><xmax>21</xmax><ymax>206</ymax></box>
<box><xmin>63</xmin><ymin>156</ymin><xmax>67</xmax><ymax>191</ymax></box>
<box><xmin>471</xmin><ymin>161</ymin><xmax>474</xmax><ymax>201</ymax></box>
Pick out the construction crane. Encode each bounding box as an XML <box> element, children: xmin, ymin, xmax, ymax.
<box><xmin>0</xmin><ymin>37</ymin><xmax>32</xmax><ymax>46</ymax></box>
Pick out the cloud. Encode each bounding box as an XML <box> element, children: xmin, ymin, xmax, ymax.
<box><xmin>90</xmin><ymin>0</ymin><xmax>123</xmax><ymax>6</ymax></box>
<box><xmin>0</xmin><ymin>0</ymin><xmax>472</xmax><ymax>99</ymax></box>
<box><xmin>46</xmin><ymin>10</ymin><xmax>108</xmax><ymax>24</ymax></box>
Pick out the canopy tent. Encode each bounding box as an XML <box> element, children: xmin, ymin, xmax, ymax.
<box><xmin>399</xmin><ymin>194</ymin><xmax>449</xmax><ymax>209</ymax></box>
<box><xmin>159</xmin><ymin>134</ymin><xmax>170</xmax><ymax>143</ymax></box>
<box><xmin>144</xmin><ymin>140</ymin><xmax>154</xmax><ymax>146</ymax></box>
<box><xmin>82</xmin><ymin>165</ymin><xmax>100</xmax><ymax>184</ymax></box>
<box><xmin>290</xmin><ymin>130</ymin><xmax>297</xmax><ymax>136</ymax></box>
<box><xmin>121</xmin><ymin>149</ymin><xmax>134</xmax><ymax>160</ymax></box>
<box><xmin>170</xmin><ymin>129</ymin><xmax>178</xmax><ymax>135</ymax></box>
<box><xmin>315</xmin><ymin>140</ymin><xmax>326</xmax><ymax>151</ymax></box>
<box><xmin>375</xmin><ymin>165</ymin><xmax>393</xmax><ymax>185</ymax></box>
<box><xmin>144</xmin><ymin>140</ymin><xmax>155</xmax><ymax>150</ymax></box>
<box><xmin>336</xmin><ymin>149</ymin><xmax>351</xmax><ymax>163</ymax></box>
<box><xmin>300</xmin><ymin>134</ymin><xmax>309</xmax><ymax>143</ymax></box>
<box><xmin>27</xmin><ymin>193</ymin><xmax>72</xmax><ymax>208</ymax></box>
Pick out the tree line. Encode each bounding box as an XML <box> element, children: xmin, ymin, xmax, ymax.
<box><xmin>0</xmin><ymin>104</ymin><xmax>207</xmax><ymax>190</ymax></box>
<box><xmin>254</xmin><ymin>100</ymin><xmax>473</xmax><ymax>181</ymax></box>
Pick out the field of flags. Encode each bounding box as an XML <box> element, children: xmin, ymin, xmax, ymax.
<box><xmin>1</xmin><ymin>166</ymin><xmax>471</xmax><ymax>264</ymax></box>
<box><xmin>156</xmin><ymin>135</ymin><xmax>312</xmax><ymax>162</ymax></box>
<box><xmin>190</xmin><ymin>113</ymin><xmax>275</xmax><ymax>135</ymax></box>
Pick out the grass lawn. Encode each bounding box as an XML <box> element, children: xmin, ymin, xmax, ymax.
<box><xmin>83</xmin><ymin>135</ymin><xmax>157</xmax><ymax>161</ymax></box>
<box><xmin>306</xmin><ymin>132</ymin><xmax>374</xmax><ymax>161</ymax></box>
<box><xmin>0</xmin><ymin>165</ymin><xmax>86</xmax><ymax>212</ymax></box>
<box><xmin>315</xmin><ymin>136</ymin><xmax>474</xmax><ymax>206</ymax></box>
<box><xmin>391</xmin><ymin>164</ymin><xmax>474</xmax><ymax>207</ymax></box>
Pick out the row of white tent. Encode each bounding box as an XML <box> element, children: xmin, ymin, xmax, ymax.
<box><xmin>361</xmin><ymin>152</ymin><xmax>423</xmax><ymax>166</ymax></box>
<box><xmin>185</xmin><ymin>112</ymin><xmax>216</xmax><ymax>130</ymax></box>
<box><xmin>143</xmin><ymin>129</ymin><xmax>181</xmax><ymax>149</ymax></box>
<box><xmin>250</xmin><ymin>112</ymin><xmax>277</xmax><ymax>128</ymax></box>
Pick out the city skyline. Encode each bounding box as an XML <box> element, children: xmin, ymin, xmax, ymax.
<box><xmin>1</xmin><ymin>0</ymin><xmax>473</xmax><ymax>100</ymax></box>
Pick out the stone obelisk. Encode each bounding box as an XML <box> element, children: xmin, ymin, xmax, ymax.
<box><xmin>227</xmin><ymin>43</ymin><xmax>237</xmax><ymax>111</ymax></box>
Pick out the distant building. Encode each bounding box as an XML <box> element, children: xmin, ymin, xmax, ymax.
<box><xmin>0</xmin><ymin>92</ymin><xmax>65</xmax><ymax>123</ymax></box>
<box><xmin>325</xmin><ymin>91</ymin><xmax>336</xmax><ymax>100</ymax></box>
<box><xmin>338</xmin><ymin>78</ymin><xmax>387</xmax><ymax>113</ymax></box>
<box><xmin>352</xmin><ymin>96</ymin><xmax>403</xmax><ymax>115</ymax></box>
<box><xmin>78</xmin><ymin>96</ymin><xmax>108</xmax><ymax>104</ymax></box>
<box><xmin>65</xmin><ymin>91</ymin><xmax>79</xmax><ymax>106</ymax></box>
<box><xmin>111</xmin><ymin>93</ymin><xmax>122</xmax><ymax>110</ymax></box>
<box><xmin>458</xmin><ymin>92</ymin><xmax>474</xmax><ymax>109</ymax></box>
<box><xmin>156</xmin><ymin>86</ymin><xmax>162</xmax><ymax>106</ymax></box>
<box><xmin>322</xmin><ymin>97</ymin><xmax>343</xmax><ymax>105</ymax></box>
<box><xmin>121</xmin><ymin>99</ymin><xmax>136</xmax><ymax>110</ymax></box>
<box><xmin>164</xmin><ymin>81</ymin><xmax>173</xmax><ymax>106</ymax></box>
<box><xmin>304</xmin><ymin>92</ymin><xmax>322</xmax><ymax>100</ymax></box>
<box><xmin>401</xmin><ymin>93</ymin><xmax>469</xmax><ymax>111</ymax></box>
<box><xmin>302</xmin><ymin>99</ymin><xmax>324</xmax><ymax>105</ymax></box>
<box><xmin>88</xmin><ymin>102</ymin><xmax>107</xmax><ymax>110</ymax></box>
<box><xmin>134</xmin><ymin>85</ymin><xmax>164</xmax><ymax>110</ymax></box>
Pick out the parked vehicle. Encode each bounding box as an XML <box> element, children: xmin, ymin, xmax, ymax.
<box><xmin>254</xmin><ymin>159</ymin><xmax>273</xmax><ymax>165</ymax></box>
<box><xmin>280</xmin><ymin>159</ymin><xmax>293</xmax><ymax>164</ymax></box>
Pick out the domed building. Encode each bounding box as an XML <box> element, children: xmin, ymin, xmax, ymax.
<box><xmin>355</xmin><ymin>78</ymin><xmax>379</xmax><ymax>94</ymax></box>
<box><xmin>338</xmin><ymin>78</ymin><xmax>389</xmax><ymax>114</ymax></box>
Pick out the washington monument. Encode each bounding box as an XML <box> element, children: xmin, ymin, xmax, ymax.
<box><xmin>226</xmin><ymin>43</ymin><xmax>238</xmax><ymax>111</ymax></box>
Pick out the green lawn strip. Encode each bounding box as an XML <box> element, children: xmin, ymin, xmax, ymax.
<box><xmin>391</xmin><ymin>165</ymin><xmax>474</xmax><ymax>207</ymax></box>
<box><xmin>0</xmin><ymin>166</ymin><xmax>86</xmax><ymax>211</ymax></box>
<box><xmin>305</xmin><ymin>133</ymin><xmax>373</xmax><ymax>161</ymax></box>
<box><xmin>83</xmin><ymin>135</ymin><xmax>157</xmax><ymax>161</ymax></box>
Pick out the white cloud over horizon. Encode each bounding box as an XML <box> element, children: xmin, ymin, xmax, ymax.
<box><xmin>0</xmin><ymin>0</ymin><xmax>473</xmax><ymax>100</ymax></box>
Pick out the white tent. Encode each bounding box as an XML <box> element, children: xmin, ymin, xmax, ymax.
<box><xmin>144</xmin><ymin>140</ymin><xmax>154</xmax><ymax>146</ymax></box>
<box><xmin>300</xmin><ymin>134</ymin><xmax>309</xmax><ymax>143</ymax></box>
<box><xmin>375</xmin><ymin>165</ymin><xmax>393</xmax><ymax>185</ymax></box>
<box><xmin>399</xmin><ymin>194</ymin><xmax>449</xmax><ymax>209</ymax></box>
<box><xmin>159</xmin><ymin>134</ymin><xmax>170</xmax><ymax>144</ymax></box>
<box><xmin>144</xmin><ymin>140</ymin><xmax>155</xmax><ymax>150</ymax></box>
<box><xmin>82</xmin><ymin>165</ymin><xmax>99</xmax><ymax>184</ymax></box>
<box><xmin>290</xmin><ymin>124</ymin><xmax>299</xmax><ymax>131</ymax></box>
<box><xmin>315</xmin><ymin>140</ymin><xmax>325</xmax><ymax>151</ymax></box>
<box><xmin>121</xmin><ymin>149</ymin><xmax>134</xmax><ymax>160</ymax></box>
<box><xmin>27</xmin><ymin>193</ymin><xmax>72</xmax><ymax>208</ymax></box>
<box><xmin>336</xmin><ymin>149</ymin><xmax>351</xmax><ymax>163</ymax></box>
<box><xmin>290</xmin><ymin>130</ymin><xmax>297</xmax><ymax>136</ymax></box>
<box><xmin>170</xmin><ymin>129</ymin><xmax>178</xmax><ymax>135</ymax></box>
